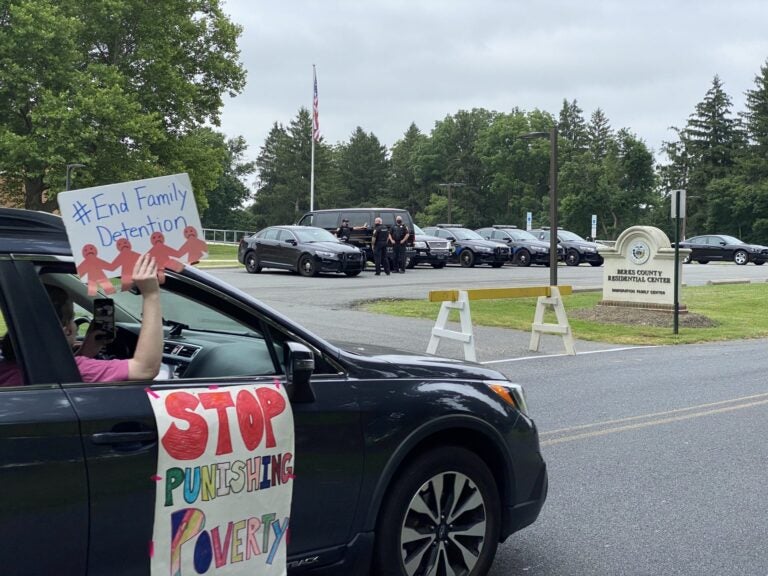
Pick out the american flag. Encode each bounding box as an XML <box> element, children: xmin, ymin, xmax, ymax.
<box><xmin>312</xmin><ymin>66</ymin><xmax>320</xmax><ymax>142</ymax></box>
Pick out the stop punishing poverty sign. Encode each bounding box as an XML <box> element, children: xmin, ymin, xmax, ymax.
<box><xmin>57</xmin><ymin>173</ymin><xmax>209</xmax><ymax>294</ymax></box>
<box><xmin>147</xmin><ymin>384</ymin><xmax>295</xmax><ymax>576</ymax></box>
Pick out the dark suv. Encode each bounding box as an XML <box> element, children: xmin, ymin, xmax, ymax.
<box><xmin>407</xmin><ymin>223</ymin><xmax>450</xmax><ymax>268</ymax></box>
<box><xmin>297</xmin><ymin>208</ymin><xmax>415</xmax><ymax>265</ymax></box>
<box><xmin>476</xmin><ymin>225</ymin><xmax>563</xmax><ymax>267</ymax></box>
<box><xmin>531</xmin><ymin>227</ymin><xmax>604</xmax><ymax>267</ymax></box>
<box><xmin>422</xmin><ymin>225</ymin><xmax>511</xmax><ymax>267</ymax></box>
<box><xmin>0</xmin><ymin>208</ymin><xmax>547</xmax><ymax>575</ymax></box>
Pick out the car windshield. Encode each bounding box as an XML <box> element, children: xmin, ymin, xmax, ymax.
<box><xmin>558</xmin><ymin>230</ymin><xmax>586</xmax><ymax>242</ymax></box>
<box><xmin>413</xmin><ymin>224</ymin><xmax>425</xmax><ymax>235</ymax></box>
<box><xmin>507</xmin><ymin>229</ymin><xmax>539</xmax><ymax>241</ymax></box>
<box><xmin>719</xmin><ymin>235</ymin><xmax>743</xmax><ymax>245</ymax></box>
<box><xmin>294</xmin><ymin>227</ymin><xmax>338</xmax><ymax>243</ymax></box>
<box><xmin>452</xmin><ymin>228</ymin><xmax>483</xmax><ymax>240</ymax></box>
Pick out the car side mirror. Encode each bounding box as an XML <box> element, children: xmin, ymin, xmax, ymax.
<box><xmin>284</xmin><ymin>342</ymin><xmax>315</xmax><ymax>403</ymax></box>
<box><xmin>285</xmin><ymin>239</ymin><xmax>297</xmax><ymax>245</ymax></box>
<box><xmin>720</xmin><ymin>241</ymin><xmax>726</xmax><ymax>246</ymax></box>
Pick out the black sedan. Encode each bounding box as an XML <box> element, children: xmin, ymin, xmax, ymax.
<box><xmin>476</xmin><ymin>226</ymin><xmax>563</xmax><ymax>266</ymax></box>
<box><xmin>422</xmin><ymin>225</ymin><xmax>511</xmax><ymax>267</ymax></box>
<box><xmin>530</xmin><ymin>227</ymin><xmax>604</xmax><ymax>266</ymax></box>
<box><xmin>677</xmin><ymin>234</ymin><xmax>768</xmax><ymax>265</ymax></box>
<box><xmin>238</xmin><ymin>225</ymin><xmax>365</xmax><ymax>276</ymax></box>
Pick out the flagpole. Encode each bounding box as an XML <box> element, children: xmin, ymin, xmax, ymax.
<box><xmin>310</xmin><ymin>64</ymin><xmax>318</xmax><ymax>211</ymax></box>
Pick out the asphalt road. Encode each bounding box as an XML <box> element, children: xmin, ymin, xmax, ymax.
<box><xmin>209</xmin><ymin>262</ymin><xmax>768</xmax><ymax>575</ymax></box>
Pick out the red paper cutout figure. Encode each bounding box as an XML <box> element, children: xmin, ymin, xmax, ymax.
<box><xmin>147</xmin><ymin>232</ymin><xmax>184</xmax><ymax>283</ymax></box>
<box><xmin>110</xmin><ymin>238</ymin><xmax>142</xmax><ymax>291</ymax></box>
<box><xmin>77</xmin><ymin>244</ymin><xmax>116</xmax><ymax>296</ymax></box>
<box><xmin>176</xmin><ymin>226</ymin><xmax>209</xmax><ymax>264</ymax></box>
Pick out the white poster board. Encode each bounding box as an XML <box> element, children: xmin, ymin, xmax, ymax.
<box><xmin>57</xmin><ymin>173</ymin><xmax>208</xmax><ymax>294</ymax></box>
<box><xmin>147</xmin><ymin>384</ymin><xmax>294</xmax><ymax>576</ymax></box>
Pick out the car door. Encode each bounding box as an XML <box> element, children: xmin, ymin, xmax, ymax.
<box><xmin>275</xmin><ymin>228</ymin><xmax>300</xmax><ymax>269</ymax></box>
<box><xmin>51</xmin><ymin>269</ymin><xmax>363</xmax><ymax>574</ymax></box>
<box><xmin>0</xmin><ymin>260</ymin><xmax>90</xmax><ymax>576</ymax></box>
<box><xmin>258</xmin><ymin>227</ymin><xmax>281</xmax><ymax>266</ymax></box>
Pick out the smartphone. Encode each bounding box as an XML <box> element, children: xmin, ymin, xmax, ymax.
<box><xmin>92</xmin><ymin>298</ymin><xmax>116</xmax><ymax>342</ymax></box>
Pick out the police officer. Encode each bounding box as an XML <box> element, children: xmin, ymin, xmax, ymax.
<box><xmin>335</xmin><ymin>218</ymin><xmax>352</xmax><ymax>242</ymax></box>
<box><xmin>371</xmin><ymin>217</ymin><xmax>392</xmax><ymax>276</ymax></box>
<box><xmin>390</xmin><ymin>216</ymin><xmax>410</xmax><ymax>273</ymax></box>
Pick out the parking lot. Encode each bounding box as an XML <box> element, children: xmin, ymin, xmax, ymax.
<box><xmin>211</xmin><ymin>263</ymin><xmax>768</xmax><ymax>575</ymax></box>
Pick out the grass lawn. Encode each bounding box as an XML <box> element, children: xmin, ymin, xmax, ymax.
<box><xmin>360</xmin><ymin>283</ymin><xmax>768</xmax><ymax>345</ymax></box>
<box><xmin>205</xmin><ymin>243</ymin><xmax>238</xmax><ymax>260</ymax></box>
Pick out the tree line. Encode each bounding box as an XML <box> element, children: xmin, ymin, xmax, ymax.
<box><xmin>1</xmin><ymin>1</ymin><xmax>766</xmax><ymax>243</ymax></box>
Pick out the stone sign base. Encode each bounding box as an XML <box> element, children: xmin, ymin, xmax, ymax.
<box><xmin>598</xmin><ymin>300</ymin><xmax>688</xmax><ymax>313</ymax></box>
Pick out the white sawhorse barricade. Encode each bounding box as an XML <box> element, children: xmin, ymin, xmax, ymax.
<box><xmin>426</xmin><ymin>285</ymin><xmax>575</xmax><ymax>362</ymax></box>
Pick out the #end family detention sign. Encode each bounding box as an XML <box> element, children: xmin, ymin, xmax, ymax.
<box><xmin>57</xmin><ymin>173</ymin><xmax>209</xmax><ymax>294</ymax></box>
<box><xmin>148</xmin><ymin>384</ymin><xmax>295</xmax><ymax>576</ymax></box>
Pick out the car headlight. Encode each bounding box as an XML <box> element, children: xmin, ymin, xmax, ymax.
<box><xmin>533</xmin><ymin>246</ymin><xmax>546</xmax><ymax>252</ymax></box>
<box><xmin>414</xmin><ymin>241</ymin><xmax>427</xmax><ymax>249</ymax></box>
<box><xmin>485</xmin><ymin>381</ymin><xmax>528</xmax><ymax>415</ymax></box>
<box><xmin>476</xmin><ymin>246</ymin><xmax>492</xmax><ymax>252</ymax></box>
<box><xmin>585</xmin><ymin>247</ymin><xmax>596</xmax><ymax>253</ymax></box>
<box><xmin>316</xmin><ymin>250</ymin><xmax>337</xmax><ymax>259</ymax></box>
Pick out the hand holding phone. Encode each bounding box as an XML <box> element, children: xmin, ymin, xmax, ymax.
<box><xmin>92</xmin><ymin>298</ymin><xmax>116</xmax><ymax>342</ymax></box>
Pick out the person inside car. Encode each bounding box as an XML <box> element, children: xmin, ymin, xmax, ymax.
<box><xmin>0</xmin><ymin>253</ymin><xmax>163</xmax><ymax>386</ymax></box>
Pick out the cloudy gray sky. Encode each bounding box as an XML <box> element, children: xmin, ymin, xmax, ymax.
<box><xmin>218</xmin><ymin>0</ymin><xmax>768</xmax><ymax>162</ymax></box>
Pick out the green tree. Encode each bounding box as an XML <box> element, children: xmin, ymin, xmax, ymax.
<box><xmin>386</xmin><ymin>123</ymin><xmax>430</xmax><ymax>215</ymax></box>
<box><xmin>201</xmin><ymin>134</ymin><xmax>256</xmax><ymax>231</ymax></box>
<box><xmin>0</xmin><ymin>0</ymin><xmax>245</xmax><ymax>210</ymax></box>
<box><xmin>335</xmin><ymin>127</ymin><xmax>389</xmax><ymax>207</ymax></box>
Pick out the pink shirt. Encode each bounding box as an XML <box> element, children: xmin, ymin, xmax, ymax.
<box><xmin>0</xmin><ymin>357</ymin><xmax>129</xmax><ymax>386</ymax></box>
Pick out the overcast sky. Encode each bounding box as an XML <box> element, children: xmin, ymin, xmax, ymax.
<box><xmin>218</xmin><ymin>0</ymin><xmax>768</xmax><ymax>164</ymax></box>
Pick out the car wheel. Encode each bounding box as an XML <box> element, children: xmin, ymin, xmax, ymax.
<box><xmin>755</xmin><ymin>261</ymin><xmax>765</xmax><ymax>266</ymax></box>
<box><xmin>734</xmin><ymin>250</ymin><xmax>749</xmax><ymax>265</ymax></box>
<box><xmin>698</xmin><ymin>260</ymin><xmax>709</xmax><ymax>264</ymax></box>
<box><xmin>490</xmin><ymin>262</ymin><xmax>504</xmax><ymax>268</ymax></box>
<box><xmin>298</xmin><ymin>254</ymin><xmax>318</xmax><ymax>277</ymax></box>
<box><xmin>244</xmin><ymin>251</ymin><xmax>261</xmax><ymax>274</ymax></box>
<box><xmin>431</xmin><ymin>262</ymin><xmax>446</xmax><ymax>269</ymax></box>
<box><xmin>515</xmin><ymin>249</ymin><xmax>531</xmax><ymax>267</ymax></box>
<box><xmin>373</xmin><ymin>446</ymin><xmax>500</xmax><ymax>576</ymax></box>
<box><xmin>459</xmin><ymin>250</ymin><xmax>475</xmax><ymax>267</ymax></box>
<box><xmin>565</xmin><ymin>249</ymin><xmax>580</xmax><ymax>266</ymax></box>
<box><xmin>589</xmin><ymin>261</ymin><xmax>603</xmax><ymax>267</ymax></box>
<box><xmin>682</xmin><ymin>254</ymin><xmax>691</xmax><ymax>264</ymax></box>
<box><xmin>406</xmin><ymin>256</ymin><xmax>416</xmax><ymax>269</ymax></box>
<box><xmin>344</xmin><ymin>270</ymin><xmax>362</xmax><ymax>277</ymax></box>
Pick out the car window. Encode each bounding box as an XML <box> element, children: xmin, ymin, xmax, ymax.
<box><xmin>719</xmin><ymin>235</ymin><xmax>742</xmax><ymax>245</ymax></box>
<box><xmin>343</xmin><ymin>212</ymin><xmax>371</xmax><ymax>228</ymax></box>
<box><xmin>313</xmin><ymin>212</ymin><xmax>339</xmax><ymax>229</ymax></box>
<box><xmin>412</xmin><ymin>224</ymin><xmax>425</xmax><ymax>235</ymax></box>
<box><xmin>294</xmin><ymin>227</ymin><xmax>338</xmax><ymax>243</ymax></box>
<box><xmin>0</xmin><ymin>300</ymin><xmax>25</xmax><ymax>387</ymax></box>
<box><xmin>452</xmin><ymin>229</ymin><xmax>482</xmax><ymax>240</ymax></box>
<box><xmin>276</xmin><ymin>229</ymin><xmax>294</xmax><ymax>242</ymax></box>
<box><xmin>263</xmin><ymin>228</ymin><xmax>279</xmax><ymax>241</ymax></box>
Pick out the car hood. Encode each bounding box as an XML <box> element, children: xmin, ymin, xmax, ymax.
<box><xmin>334</xmin><ymin>341</ymin><xmax>507</xmax><ymax>381</ymax></box>
<box><xmin>414</xmin><ymin>233</ymin><xmax>444</xmax><ymax>242</ymax></box>
<box><xmin>307</xmin><ymin>241</ymin><xmax>360</xmax><ymax>253</ymax></box>
<box><xmin>562</xmin><ymin>239</ymin><xmax>600</xmax><ymax>249</ymax></box>
<box><xmin>459</xmin><ymin>239</ymin><xmax>507</xmax><ymax>249</ymax></box>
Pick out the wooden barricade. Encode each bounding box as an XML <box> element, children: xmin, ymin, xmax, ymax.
<box><xmin>426</xmin><ymin>285</ymin><xmax>575</xmax><ymax>361</ymax></box>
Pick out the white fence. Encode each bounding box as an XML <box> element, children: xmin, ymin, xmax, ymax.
<box><xmin>203</xmin><ymin>228</ymin><xmax>254</xmax><ymax>244</ymax></box>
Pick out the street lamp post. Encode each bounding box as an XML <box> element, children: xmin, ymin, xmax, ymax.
<box><xmin>65</xmin><ymin>163</ymin><xmax>85</xmax><ymax>191</ymax></box>
<box><xmin>521</xmin><ymin>126</ymin><xmax>558</xmax><ymax>286</ymax></box>
<box><xmin>437</xmin><ymin>182</ymin><xmax>465</xmax><ymax>224</ymax></box>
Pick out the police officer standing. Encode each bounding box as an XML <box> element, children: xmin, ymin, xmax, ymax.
<box><xmin>390</xmin><ymin>216</ymin><xmax>410</xmax><ymax>273</ymax></box>
<box><xmin>371</xmin><ymin>217</ymin><xmax>392</xmax><ymax>276</ymax></box>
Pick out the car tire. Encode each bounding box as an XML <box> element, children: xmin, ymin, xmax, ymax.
<box><xmin>755</xmin><ymin>261</ymin><xmax>765</xmax><ymax>266</ymax></box>
<box><xmin>589</xmin><ymin>261</ymin><xmax>603</xmax><ymax>267</ymax></box>
<box><xmin>698</xmin><ymin>260</ymin><xmax>709</xmax><ymax>264</ymax></box>
<box><xmin>344</xmin><ymin>270</ymin><xmax>362</xmax><ymax>277</ymax></box>
<box><xmin>459</xmin><ymin>250</ymin><xmax>475</xmax><ymax>267</ymax></box>
<box><xmin>515</xmin><ymin>249</ymin><xmax>532</xmax><ymax>267</ymax></box>
<box><xmin>682</xmin><ymin>254</ymin><xmax>691</xmax><ymax>264</ymax></box>
<box><xmin>565</xmin><ymin>249</ymin><xmax>580</xmax><ymax>266</ymax></box>
<box><xmin>298</xmin><ymin>254</ymin><xmax>318</xmax><ymax>277</ymax></box>
<box><xmin>491</xmin><ymin>262</ymin><xmax>504</xmax><ymax>268</ymax></box>
<box><xmin>431</xmin><ymin>262</ymin><xmax>447</xmax><ymax>269</ymax></box>
<box><xmin>244</xmin><ymin>251</ymin><xmax>261</xmax><ymax>274</ymax></box>
<box><xmin>734</xmin><ymin>250</ymin><xmax>749</xmax><ymax>265</ymax></box>
<box><xmin>406</xmin><ymin>256</ymin><xmax>416</xmax><ymax>269</ymax></box>
<box><xmin>373</xmin><ymin>446</ymin><xmax>501</xmax><ymax>576</ymax></box>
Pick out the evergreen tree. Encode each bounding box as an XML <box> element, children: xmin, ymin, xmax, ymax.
<box><xmin>201</xmin><ymin>135</ymin><xmax>256</xmax><ymax>231</ymax></box>
<box><xmin>336</xmin><ymin>127</ymin><xmax>389</xmax><ymax>207</ymax></box>
<box><xmin>386</xmin><ymin>123</ymin><xmax>430</xmax><ymax>215</ymax></box>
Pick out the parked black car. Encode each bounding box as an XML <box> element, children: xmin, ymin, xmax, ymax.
<box><xmin>676</xmin><ymin>234</ymin><xmax>768</xmax><ymax>265</ymax></box>
<box><xmin>238</xmin><ymin>225</ymin><xmax>365</xmax><ymax>277</ymax></box>
<box><xmin>530</xmin><ymin>227</ymin><xmax>604</xmax><ymax>266</ymax></box>
<box><xmin>407</xmin><ymin>223</ymin><xmax>450</xmax><ymax>268</ymax></box>
<box><xmin>0</xmin><ymin>208</ymin><xmax>547</xmax><ymax>576</ymax></box>
<box><xmin>476</xmin><ymin>225</ymin><xmax>563</xmax><ymax>267</ymax></box>
<box><xmin>422</xmin><ymin>225</ymin><xmax>511</xmax><ymax>267</ymax></box>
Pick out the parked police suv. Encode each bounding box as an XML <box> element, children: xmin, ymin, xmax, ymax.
<box><xmin>0</xmin><ymin>208</ymin><xmax>547</xmax><ymax>576</ymax></box>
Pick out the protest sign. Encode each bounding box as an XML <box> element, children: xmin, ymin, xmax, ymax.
<box><xmin>147</xmin><ymin>384</ymin><xmax>294</xmax><ymax>576</ymax></box>
<box><xmin>57</xmin><ymin>173</ymin><xmax>209</xmax><ymax>294</ymax></box>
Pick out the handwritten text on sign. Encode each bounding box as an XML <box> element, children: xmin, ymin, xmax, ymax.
<box><xmin>57</xmin><ymin>174</ymin><xmax>208</xmax><ymax>294</ymax></box>
<box><xmin>148</xmin><ymin>385</ymin><xmax>294</xmax><ymax>576</ymax></box>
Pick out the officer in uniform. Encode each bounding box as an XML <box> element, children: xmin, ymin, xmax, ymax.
<box><xmin>371</xmin><ymin>217</ymin><xmax>392</xmax><ymax>276</ymax></box>
<box><xmin>335</xmin><ymin>218</ymin><xmax>352</xmax><ymax>242</ymax></box>
<box><xmin>390</xmin><ymin>216</ymin><xmax>410</xmax><ymax>273</ymax></box>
